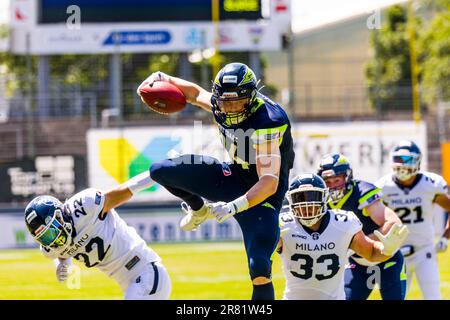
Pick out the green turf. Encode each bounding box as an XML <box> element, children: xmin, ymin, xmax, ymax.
<box><xmin>0</xmin><ymin>242</ymin><xmax>449</xmax><ymax>300</ymax></box>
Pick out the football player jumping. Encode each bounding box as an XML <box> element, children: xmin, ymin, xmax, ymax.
<box><xmin>317</xmin><ymin>153</ymin><xmax>407</xmax><ymax>300</ymax></box>
<box><xmin>376</xmin><ymin>140</ymin><xmax>450</xmax><ymax>299</ymax></box>
<box><xmin>137</xmin><ymin>63</ymin><xmax>295</xmax><ymax>300</ymax></box>
<box><xmin>24</xmin><ymin>171</ymin><xmax>171</xmax><ymax>300</ymax></box>
<box><xmin>277</xmin><ymin>173</ymin><xmax>408</xmax><ymax>300</ymax></box>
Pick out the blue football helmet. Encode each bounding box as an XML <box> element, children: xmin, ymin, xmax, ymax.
<box><xmin>212</xmin><ymin>62</ymin><xmax>258</xmax><ymax>127</ymax></box>
<box><xmin>286</xmin><ymin>173</ymin><xmax>329</xmax><ymax>227</ymax></box>
<box><xmin>391</xmin><ymin>140</ymin><xmax>422</xmax><ymax>182</ymax></box>
<box><xmin>317</xmin><ymin>153</ymin><xmax>353</xmax><ymax>204</ymax></box>
<box><xmin>24</xmin><ymin>195</ymin><xmax>73</xmax><ymax>251</ymax></box>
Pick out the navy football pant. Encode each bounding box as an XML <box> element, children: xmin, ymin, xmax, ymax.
<box><xmin>150</xmin><ymin>155</ymin><xmax>280</xmax><ymax>280</ymax></box>
<box><xmin>344</xmin><ymin>250</ymin><xmax>407</xmax><ymax>300</ymax></box>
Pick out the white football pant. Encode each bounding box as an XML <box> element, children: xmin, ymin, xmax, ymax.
<box><xmin>405</xmin><ymin>244</ymin><xmax>441</xmax><ymax>300</ymax></box>
<box><xmin>125</xmin><ymin>261</ymin><xmax>171</xmax><ymax>300</ymax></box>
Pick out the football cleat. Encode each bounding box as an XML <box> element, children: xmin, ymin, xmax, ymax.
<box><xmin>180</xmin><ymin>202</ymin><xmax>214</xmax><ymax>231</ymax></box>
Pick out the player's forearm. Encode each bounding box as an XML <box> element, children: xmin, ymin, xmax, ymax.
<box><xmin>104</xmin><ymin>185</ymin><xmax>133</xmax><ymax>211</ymax></box>
<box><xmin>167</xmin><ymin>76</ymin><xmax>208</xmax><ymax>106</ymax></box>
<box><xmin>368</xmin><ymin>207</ymin><xmax>401</xmax><ymax>241</ymax></box>
<box><xmin>245</xmin><ymin>176</ymin><xmax>279</xmax><ymax>208</ymax></box>
<box><xmin>362</xmin><ymin>241</ymin><xmax>390</xmax><ymax>262</ymax></box>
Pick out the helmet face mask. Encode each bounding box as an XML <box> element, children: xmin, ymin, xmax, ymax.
<box><xmin>212</xmin><ymin>62</ymin><xmax>258</xmax><ymax>127</ymax></box>
<box><xmin>317</xmin><ymin>154</ymin><xmax>353</xmax><ymax>204</ymax></box>
<box><xmin>390</xmin><ymin>140</ymin><xmax>421</xmax><ymax>182</ymax></box>
<box><xmin>25</xmin><ymin>196</ymin><xmax>73</xmax><ymax>251</ymax></box>
<box><xmin>287</xmin><ymin>174</ymin><xmax>329</xmax><ymax>228</ymax></box>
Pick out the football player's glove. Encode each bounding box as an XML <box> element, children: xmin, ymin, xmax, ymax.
<box><xmin>55</xmin><ymin>259</ymin><xmax>72</xmax><ymax>283</ymax></box>
<box><xmin>436</xmin><ymin>237</ymin><xmax>448</xmax><ymax>253</ymax></box>
<box><xmin>211</xmin><ymin>196</ymin><xmax>249</xmax><ymax>223</ymax></box>
<box><xmin>374</xmin><ymin>224</ymin><xmax>409</xmax><ymax>256</ymax></box>
<box><xmin>137</xmin><ymin>71</ymin><xmax>170</xmax><ymax>96</ymax></box>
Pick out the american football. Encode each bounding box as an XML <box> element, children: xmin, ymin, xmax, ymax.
<box><xmin>139</xmin><ymin>81</ymin><xmax>187</xmax><ymax>115</ymax></box>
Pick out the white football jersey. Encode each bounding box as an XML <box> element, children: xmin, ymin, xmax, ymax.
<box><xmin>376</xmin><ymin>172</ymin><xmax>448</xmax><ymax>249</ymax></box>
<box><xmin>278</xmin><ymin>209</ymin><xmax>362</xmax><ymax>300</ymax></box>
<box><xmin>41</xmin><ymin>188</ymin><xmax>161</xmax><ymax>291</ymax></box>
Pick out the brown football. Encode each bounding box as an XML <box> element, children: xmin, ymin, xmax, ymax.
<box><xmin>139</xmin><ymin>81</ymin><xmax>187</xmax><ymax>114</ymax></box>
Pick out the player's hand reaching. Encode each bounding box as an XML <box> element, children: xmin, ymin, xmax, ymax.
<box><xmin>211</xmin><ymin>196</ymin><xmax>249</xmax><ymax>223</ymax></box>
<box><xmin>436</xmin><ymin>237</ymin><xmax>448</xmax><ymax>253</ymax></box>
<box><xmin>374</xmin><ymin>223</ymin><xmax>409</xmax><ymax>256</ymax></box>
<box><xmin>137</xmin><ymin>71</ymin><xmax>171</xmax><ymax>96</ymax></box>
<box><xmin>55</xmin><ymin>260</ymin><xmax>72</xmax><ymax>283</ymax></box>
<box><xmin>211</xmin><ymin>202</ymin><xmax>236</xmax><ymax>223</ymax></box>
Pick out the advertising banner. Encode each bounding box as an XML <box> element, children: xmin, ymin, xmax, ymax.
<box><xmin>87</xmin><ymin>121</ymin><xmax>427</xmax><ymax>203</ymax></box>
<box><xmin>0</xmin><ymin>155</ymin><xmax>87</xmax><ymax>203</ymax></box>
<box><xmin>0</xmin><ymin>208</ymin><xmax>243</xmax><ymax>249</ymax></box>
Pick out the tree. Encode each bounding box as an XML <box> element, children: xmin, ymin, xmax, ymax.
<box><xmin>419</xmin><ymin>1</ymin><xmax>450</xmax><ymax>103</ymax></box>
<box><xmin>365</xmin><ymin>5</ymin><xmax>421</xmax><ymax>113</ymax></box>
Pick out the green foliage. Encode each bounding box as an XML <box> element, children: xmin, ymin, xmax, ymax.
<box><xmin>419</xmin><ymin>9</ymin><xmax>450</xmax><ymax>103</ymax></box>
<box><xmin>49</xmin><ymin>54</ymin><xmax>109</xmax><ymax>87</ymax></box>
<box><xmin>366</xmin><ymin>1</ymin><xmax>450</xmax><ymax>110</ymax></box>
<box><xmin>365</xmin><ymin>5</ymin><xmax>417</xmax><ymax>112</ymax></box>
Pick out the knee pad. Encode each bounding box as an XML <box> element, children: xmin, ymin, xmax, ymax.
<box><xmin>249</xmin><ymin>257</ymin><xmax>272</xmax><ymax>280</ymax></box>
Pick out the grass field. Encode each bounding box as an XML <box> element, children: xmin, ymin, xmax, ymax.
<box><xmin>0</xmin><ymin>241</ymin><xmax>449</xmax><ymax>300</ymax></box>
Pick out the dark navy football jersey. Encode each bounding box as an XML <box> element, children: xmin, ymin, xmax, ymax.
<box><xmin>211</xmin><ymin>93</ymin><xmax>295</xmax><ymax>208</ymax></box>
<box><xmin>327</xmin><ymin>180</ymin><xmax>382</xmax><ymax>236</ymax></box>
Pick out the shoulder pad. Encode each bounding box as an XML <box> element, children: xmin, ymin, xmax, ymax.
<box><xmin>423</xmin><ymin>172</ymin><xmax>448</xmax><ymax>194</ymax></box>
<box><xmin>331</xmin><ymin>209</ymin><xmax>362</xmax><ymax>234</ymax></box>
<box><xmin>66</xmin><ymin>188</ymin><xmax>105</xmax><ymax>220</ymax></box>
<box><xmin>355</xmin><ymin>180</ymin><xmax>382</xmax><ymax>209</ymax></box>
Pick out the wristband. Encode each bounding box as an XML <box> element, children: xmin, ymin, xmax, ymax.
<box><xmin>125</xmin><ymin>171</ymin><xmax>155</xmax><ymax>195</ymax></box>
<box><xmin>229</xmin><ymin>195</ymin><xmax>249</xmax><ymax>214</ymax></box>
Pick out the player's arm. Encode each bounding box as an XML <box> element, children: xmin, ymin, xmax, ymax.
<box><xmin>434</xmin><ymin>193</ymin><xmax>450</xmax><ymax>250</ymax></box>
<box><xmin>365</xmin><ymin>200</ymin><xmax>403</xmax><ymax>241</ymax></box>
<box><xmin>351</xmin><ymin>223</ymin><xmax>409</xmax><ymax>261</ymax></box>
<box><xmin>101</xmin><ymin>171</ymin><xmax>155</xmax><ymax>217</ymax></box>
<box><xmin>210</xmin><ymin>132</ymin><xmax>283</xmax><ymax>222</ymax></box>
<box><xmin>246</xmin><ymin>139</ymin><xmax>281</xmax><ymax>207</ymax></box>
<box><xmin>276</xmin><ymin>238</ymin><xmax>283</xmax><ymax>254</ymax></box>
<box><xmin>137</xmin><ymin>71</ymin><xmax>212</xmax><ymax>112</ymax></box>
<box><xmin>350</xmin><ymin>231</ymin><xmax>389</xmax><ymax>262</ymax></box>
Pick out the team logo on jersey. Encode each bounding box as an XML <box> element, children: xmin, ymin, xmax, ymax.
<box><xmin>221</xmin><ymin>163</ymin><xmax>232</xmax><ymax>176</ymax></box>
<box><xmin>95</xmin><ymin>191</ymin><xmax>102</xmax><ymax>205</ymax></box>
<box><xmin>311</xmin><ymin>232</ymin><xmax>320</xmax><ymax>240</ymax></box>
<box><xmin>291</xmin><ymin>234</ymin><xmax>307</xmax><ymax>239</ymax></box>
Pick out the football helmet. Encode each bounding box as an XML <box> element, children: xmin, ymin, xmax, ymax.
<box><xmin>286</xmin><ymin>173</ymin><xmax>329</xmax><ymax>227</ymax></box>
<box><xmin>317</xmin><ymin>153</ymin><xmax>353</xmax><ymax>204</ymax></box>
<box><xmin>391</xmin><ymin>140</ymin><xmax>422</xmax><ymax>182</ymax></box>
<box><xmin>212</xmin><ymin>62</ymin><xmax>258</xmax><ymax>127</ymax></box>
<box><xmin>24</xmin><ymin>195</ymin><xmax>73</xmax><ymax>251</ymax></box>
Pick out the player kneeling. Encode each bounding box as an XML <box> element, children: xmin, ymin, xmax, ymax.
<box><xmin>277</xmin><ymin>173</ymin><xmax>408</xmax><ymax>300</ymax></box>
<box><xmin>24</xmin><ymin>171</ymin><xmax>171</xmax><ymax>300</ymax></box>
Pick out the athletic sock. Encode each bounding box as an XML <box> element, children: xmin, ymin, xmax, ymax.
<box><xmin>252</xmin><ymin>282</ymin><xmax>274</xmax><ymax>300</ymax></box>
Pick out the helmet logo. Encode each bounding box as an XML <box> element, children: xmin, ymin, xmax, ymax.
<box><xmin>26</xmin><ymin>210</ymin><xmax>38</xmax><ymax>224</ymax></box>
<box><xmin>321</xmin><ymin>155</ymin><xmax>334</xmax><ymax>165</ymax></box>
<box><xmin>223</xmin><ymin>75</ymin><xmax>238</xmax><ymax>83</ymax></box>
<box><xmin>311</xmin><ymin>232</ymin><xmax>320</xmax><ymax>240</ymax></box>
<box><xmin>221</xmin><ymin>92</ymin><xmax>239</xmax><ymax>99</ymax></box>
<box><xmin>321</xmin><ymin>169</ymin><xmax>336</xmax><ymax>178</ymax></box>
